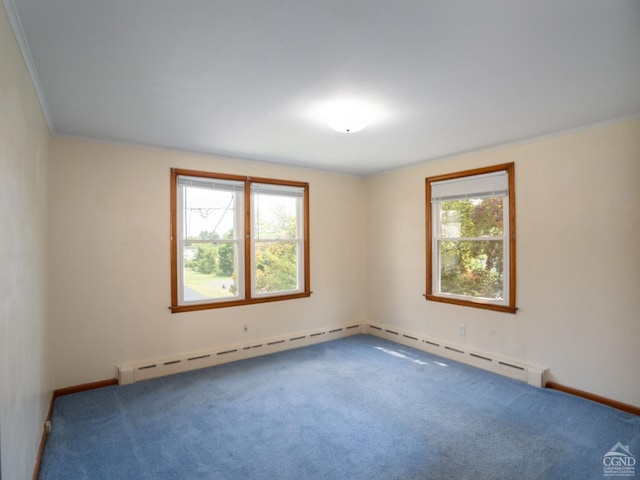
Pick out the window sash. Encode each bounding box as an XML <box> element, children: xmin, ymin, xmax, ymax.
<box><xmin>176</xmin><ymin>177</ymin><xmax>245</xmax><ymax>306</ymax></box>
<box><xmin>432</xmin><ymin>195</ymin><xmax>509</xmax><ymax>306</ymax></box>
<box><xmin>178</xmin><ymin>239</ymin><xmax>244</xmax><ymax>305</ymax></box>
<box><xmin>250</xmin><ymin>186</ymin><xmax>305</xmax><ymax>297</ymax></box>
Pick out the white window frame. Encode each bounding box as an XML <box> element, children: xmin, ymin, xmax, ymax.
<box><xmin>250</xmin><ymin>182</ymin><xmax>306</xmax><ymax>298</ymax></box>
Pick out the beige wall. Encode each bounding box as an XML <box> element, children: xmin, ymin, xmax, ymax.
<box><xmin>50</xmin><ymin>121</ymin><xmax>640</xmax><ymax>408</ymax></box>
<box><xmin>0</xmin><ymin>3</ymin><xmax>52</xmax><ymax>480</ymax></box>
<box><xmin>365</xmin><ymin>119</ymin><xmax>640</xmax><ymax>406</ymax></box>
<box><xmin>50</xmin><ymin>137</ymin><xmax>366</xmax><ymax>388</ymax></box>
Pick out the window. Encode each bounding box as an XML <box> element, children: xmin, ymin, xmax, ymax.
<box><xmin>170</xmin><ymin>169</ymin><xmax>310</xmax><ymax>312</ymax></box>
<box><xmin>426</xmin><ymin>163</ymin><xmax>516</xmax><ymax>313</ymax></box>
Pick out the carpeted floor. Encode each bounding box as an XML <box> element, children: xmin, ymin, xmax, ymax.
<box><xmin>39</xmin><ymin>335</ymin><xmax>640</xmax><ymax>479</ymax></box>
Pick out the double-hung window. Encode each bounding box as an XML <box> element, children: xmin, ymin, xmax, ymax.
<box><xmin>171</xmin><ymin>169</ymin><xmax>310</xmax><ymax>312</ymax></box>
<box><xmin>426</xmin><ymin>163</ymin><xmax>516</xmax><ymax>313</ymax></box>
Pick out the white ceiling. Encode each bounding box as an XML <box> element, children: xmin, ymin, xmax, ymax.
<box><xmin>6</xmin><ymin>0</ymin><xmax>640</xmax><ymax>176</ymax></box>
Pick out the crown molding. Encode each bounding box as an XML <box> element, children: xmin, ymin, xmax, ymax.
<box><xmin>3</xmin><ymin>0</ymin><xmax>53</xmax><ymax>131</ymax></box>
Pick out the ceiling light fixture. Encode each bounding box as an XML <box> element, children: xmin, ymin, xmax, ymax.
<box><xmin>308</xmin><ymin>96</ymin><xmax>380</xmax><ymax>134</ymax></box>
<box><xmin>328</xmin><ymin>108</ymin><xmax>369</xmax><ymax>133</ymax></box>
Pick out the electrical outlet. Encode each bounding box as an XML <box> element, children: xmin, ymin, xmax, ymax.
<box><xmin>243</xmin><ymin>323</ymin><xmax>248</xmax><ymax>333</ymax></box>
<box><xmin>458</xmin><ymin>324</ymin><xmax>466</xmax><ymax>336</ymax></box>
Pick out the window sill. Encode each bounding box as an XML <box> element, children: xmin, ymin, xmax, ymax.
<box><xmin>171</xmin><ymin>291</ymin><xmax>312</xmax><ymax>313</ymax></box>
<box><xmin>425</xmin><ymin>294</ymin><xmax>517</xmax><ymax>314</ymax></box>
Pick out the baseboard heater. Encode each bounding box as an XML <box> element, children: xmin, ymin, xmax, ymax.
<box><xmin>366</xmin><ymin>323</ymin><xmax>548</xmax><ymax>387</ymax></box>
<box><xmin>118</xmin><ymin>322</ymin><xmax>547</xmax><ymax>388</ymax></box>
<box><xmin>117</xmin><ymin>323</ymin><xmax>364</xmax><ymax>385</ymax></box>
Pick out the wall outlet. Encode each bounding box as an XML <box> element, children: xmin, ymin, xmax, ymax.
<box><xmin>458</xmin><ymin>324</ymin><xmax>466</xmax><ymax>336</ymax></box>
<box><xmin>243</xmin><ymin>323</ymin><xmax>248</xmax><ymax>333</ymax></box>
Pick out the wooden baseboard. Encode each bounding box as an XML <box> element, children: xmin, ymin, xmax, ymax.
<box><xmin>53</xmin><ymin>378</ymin><xmax>119</xmax><ymax>398</ymax></box>
<box><xmin>546</xmin><ymin>381</ymin><xmax>640</xmax><ymax>416</ymax></box>
<box><xmin>31</xmin><ymin>378</ymin><xmax>119</xmax><ymax>480</ymax></box>
<box><xmin>31</xmin><ymin>391</ymin><xmax>54</xmax><ymax>480</ymax></box>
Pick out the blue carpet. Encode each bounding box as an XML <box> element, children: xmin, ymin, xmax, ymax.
<box><xmin>39</xmin><ymin>335</ymin><xmax>639</xmax><ymax>479</ymax></box>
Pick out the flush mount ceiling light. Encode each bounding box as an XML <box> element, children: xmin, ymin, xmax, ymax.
<box><xmin>308</xmin><ymin>97</ymin><xmax>382</xmax><ymax>134</ymax></box>
<box><xmin>327</xmin><ymin>99</ymin><xmax>371</xmax><ymax>133</ymax></box>
<box><xmin>327</xmin><ymin>104</ymin><xmax>369</xmax><ymax>133</ymax></box>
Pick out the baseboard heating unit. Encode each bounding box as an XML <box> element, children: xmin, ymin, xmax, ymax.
<box><xmin>366</xmin><ymin>323</ymin><xmax>548</xmax><ymax>387</ymax></box>
<box><xmin>117</xmin><ymin>323</ymin><xmax>364</xmax><ymax>385</ymax></box>
<box><xmin>117</xmin><ymin>322</ymin><xmax>548</xmax><ymax>388</ymax></box>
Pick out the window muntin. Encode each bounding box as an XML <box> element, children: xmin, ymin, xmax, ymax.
<box><xmin>426</xmin><ymin>164</ymin><xmax>516</xmax><ymax>313</ymax></box>
<box><xmin>171</xmin><ymin>169</ymin><xmax>310</xmax><ymax>312</ymax></box>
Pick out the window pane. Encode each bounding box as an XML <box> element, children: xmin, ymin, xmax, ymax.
<box><xmin>254</xmin><ymin>241</ymin><xmax>299</xmax><ymax>294</ymax></box>
<box><xmin>183</xmin><ymin>242</ymin><xmax>240</xmax><ymax>301</ymax></box>
<box><xmin>253</xmin><ymin>194</ymin><xmax>299</xmax><ymax>240</ymax></box>
<box><xmin>183</xmin><ymin>186</ymin><xmax>239</xmax><ymax>240</ymax></box>
<box><xmin>440</xmin><ymin>197</ymin><xmax>503</xmax><ymax>238</ymax></box>
<box><xmin>439</xmin><ymin>240</ymin><xmax>504</xmax><ymax>299</ymax></box>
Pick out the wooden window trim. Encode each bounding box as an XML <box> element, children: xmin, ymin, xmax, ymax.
<box><xmin>170</xmin><ymin>168</ymin><xmax>311</xmax><ymax>313</ymax></box>
<box><xmin>425</xmin><ymin>163</ymin><xmax>516</xmax><ymax>314</ymax></box>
